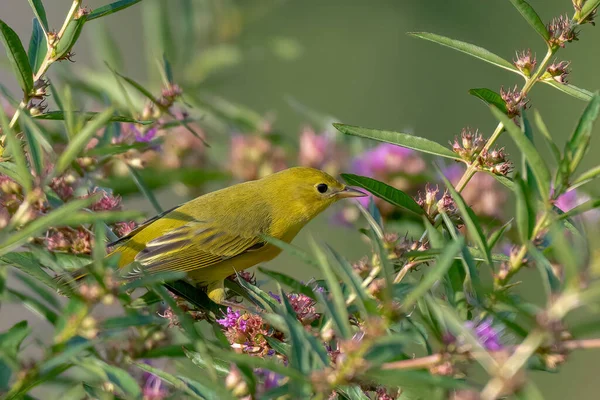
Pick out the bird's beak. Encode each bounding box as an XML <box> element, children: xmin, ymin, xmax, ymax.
<box><xmin>336</xmin><ymin>186</ymin><xmax>368</xmax><ymax>199</ymax></box>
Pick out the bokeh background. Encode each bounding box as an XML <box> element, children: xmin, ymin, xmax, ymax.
<box><xmin>1</xmin><ymin>0</ymin><xmax>599</xmax><ymax>398</ymax></box>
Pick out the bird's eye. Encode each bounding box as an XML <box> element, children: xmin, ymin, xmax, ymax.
<box><xmin>316</xmin><ymin>183</ymin><xmax>328</xmax><ymax>193</ymax></box>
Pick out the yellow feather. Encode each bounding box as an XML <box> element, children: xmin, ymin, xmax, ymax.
<box><xmin>60</xmin><ymin>167</ymin><xmax>366</xmax><ymax>303</ymax></box>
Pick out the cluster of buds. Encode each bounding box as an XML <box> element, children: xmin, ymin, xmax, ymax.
<box><xmin>479</xmin><ymin>147</ymin><xmax>512</xmax><ymax>176</ymax></box>
<box><xmin>451</xmin><ymin>128</ymin><xmax>486</xmax><ymax>162</ymax></box>
<box><xmin>547</xmin><ymin>15</ymin><xmax>578</xmax><ymax>48</ymax></box>
<box><xmin>31</xmin><ymin>78</ymin><xmax>49</xmax><ymax>101</ymax></box>
<box><xmin>217</xmin><ymin>307</ymin><xmax>279</xmax><ymax>357</ymax></box>
<box><xmin>0</xmin><ymin>178</ymin><xmax>45</xmax><ymax>227</ymax></box>
<box><xmin>415</xmin><ymin>184</ymin><xmax>461</xmax><ymax>223</ymax></box>
<box><xmin>229</xmin><ymin>134</ymin><xmax>287</xmax><ymax>181</ymax></box>
<box><xmin>513</xmin><ymin>49</ymin><xmax>537</xmax><ymax>77</ymax></box>
<box><xmin>74</xmin><ymin>5</ymin><xmax>91</xmax><ymax>19</ymax></box>
<box><xmin>500</xmin><ymin>86</ymin><xmax>528</xmax><ymax>118</ymax></box>
<box><xmin>157</xmin><ymin>83</ymin><xmax>183</xmax><ymax>108</ymax></box>
<box><xmin>543</xmin><ymin>60</ymin><xmax>571</xmax><ymax>84</ymax></box>
<box><xmin>383</xmin><ymin>232</ymin><xmax>430</xmax><ymax>262</ymax></box>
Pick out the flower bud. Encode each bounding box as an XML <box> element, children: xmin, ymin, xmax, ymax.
<box><xmin>513</xmin><ymin>50</ymin><xmax>537</xmax><ymax>76</ymax></box>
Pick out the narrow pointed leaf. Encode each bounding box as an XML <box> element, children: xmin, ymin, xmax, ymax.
<box><xmin>491</xmin><ymin>106</ymin><xmax>551</xmax><ymax>197</ymax></box>
<box><xmin>127</xmin><ymin>165</ymin><xmax>163</xmax><ymax>214</ymax></box>
<box><xmin>341</xmin><ymin>174</ymin><xmax>424</xmax><ymax>215</ymax></box>
<box><xmin>54</xmin><ymin>108</ymin><xmax>114</xmax><ymax>176</ymax></box>
<box><xmin>571</xmin><ymin>165</ymin><xmax>600</xmax><ymax>189</ymax></box>
<box><xmin>33</xmin><ymin>111</ymin><xmax>151</xmax><ymax>124</ymax></box>
<box><xmin>20</xmin><ymin>114</ymin><xmax>44</xmax><ymax>177</ymax></box>
<box><xmin>514</xmin><ymin>175</ymin><xmax>536</xmax><ymax>243</ymax></box>
<box><xmin>0</xmin><ymin>107</ymin><xmax>31</xmax><ymax>193</ymax></box>
<box><xmin>543</xmin><ymin>80</ymin><xmax>594</xmax><ymax>101</ymax></box>
<box><xmin>402</xmin><ymin>238</ymin><xmax>464</xmax><ymax>312</ymax></box>
<box><xmin>326</xmin><ymin>244</ymin><xmax>376</xmax><ymax>316</ymax></box>
<box><xmin>533</xmin><ymin>109</ymin><xmax>561</xmax><ymax>163</ymax></box>
<box><xmin>508</xmin><ymin>0</ymin><xmax>550</xmax><ymax>40</ymax></box>
<box><xmin>27</xmin><ymin>18</ymin><xmax>47</xmax><ymax>73</ymax></box>
<box><xmin>408</xmin><ymin>32</ymin><xmax>519</xmax><ymax>74</ymax></box>
<box><xmin>0</xmin><ymin>19</ymin><xmax>34</xmax><ymax>94</ymax></box>
<box><xmin>258</xmin><ymin>267</ymin><xmax>317</xmax><ymax>300</ymax></box>
<box><xmin>87</xmin><ymin>0</ymin><xmax>143</xmax><ymax>21</ymax></box>
<box><xmin>487</xmin><ymin>219</ymin><xmax>513</xmax><ymax>250</ymax></box>
<box><xmin>439</xmin><ymin>169</ymin><xmax>492</xmax><ymax>265</ymax></box>
<box><xmin>310</xmin><ymin>238</ymin><xmax>352</xmax><ymax>339</ymax></box>
<box><xmin>527</xmin><ymin>244</ymin><xmax>561</xmax><ymax>296</ymax></box>
<box><xmin>565</xmin><ymin>93</ymin><xmax>600</xmax><ymax>175</ymax></box>
<box><xmin>27</xmin><ymin>0</ymin><xmax>48</xmax><ymax>31</ymax></box>
<box><xmin>333</xmin><ymin>123</ymin><xmax>460</xmax><ymax>160</ymax></box>
<box><xmin>580</xmin><ymin>0</ymin><xmax>600</xmax><ymax>23</ymax></box>
<box><xmin>469</xmin><ymin>88</ymin><xmax>508</xmax><ymax>114</ymax></box>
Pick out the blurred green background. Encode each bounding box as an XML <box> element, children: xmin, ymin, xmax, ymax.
<box><xmin>1</xmin><ymin>0</ymin><xmax>600</xmax><ymax>398</ymax></box>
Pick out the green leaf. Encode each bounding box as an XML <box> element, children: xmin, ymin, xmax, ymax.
<box><xmin>491</xmin><ymin>106</ymin><xmax>551</xmax><ymax>198</ymax></box>
<box><xmin>13</xmin><ymin>271</ymin><xmax>60</xmax><ymax>309</ymax></box>
<box><xmin>87</xmin><ymin>0</ymin><xmax>142</xmax><ymax>21</ymax></box>
<box><xmin>533</xmin><ymin>109</ymin><xmax>561</xmax><ymax>163</ymax></box>
<box><xmin>408</xmin><ymin>32</ymin><xmax>519</xmax><ymax>74</ymax></box>
<box><xmin>102</xmin><ymin>314</ymin><xmax>163</xmax><ymax>330</ymax></box>
<box><xmin>543</xmin><ymin>80</ymin><xmax>594</xmax><ymax>101</ymax></box>
<box><xmin>0</xmin><ymin>196</ymin><xmax>96</xmax><ymax>256</ymax></box>
<box><xmin>6</xmin><ymin>289</ymin><xmax>58</xmax><ymax>325</ymax></box>
<box><xmin>549</xmin><ymin>223</ymin><xmax>579</xmax><ymax>287</ymax></box>
<box><xmin>508</xmin><ymin>0</ymin><xmax>550</xmax><ymax>41</ymax></box>
<box><xmin>514</xmin><ymin>174</ymin><xmax>536</xmax><ymax>243</ymax></box>
<box><xmin>571</xmin><ymin>165</ymin><xmax>600</xmax><ymax>189</ymax></box>
<box><xmin>27</xmin><ymin>0</ymin><xmax>48</xmax><ymax>32</ymax></box>
<box><xmin>27</xmin><ymin>18</ymin><xmax>47</xmax><ymax>73</ymax></box>
<box><xmin>402</xmin><ymin>238</ymin><xmax>464</xmax><ymax>312</ymax></box>
<box><xmin>0</xmin><ymin>252</ymin><xmax>60</xmax><ymax>291</ymax></box>
<box><xmin>59</xmin><ymin>210</ymin><xmax>142</xmax><ymax>226</ymax></box>
<box><xmin>235</xmin><ymin>273</ymin><xmax>280</xmax><ymax>311</ymax></box>
<box><xmin>438</xmin><ymin>168</ymin><xmax>492</xmax><ymax>265</ymax></box>
<box><xmin>0</xmin><ymin>321</ymin><xmax>30</xmax><ymax>362</ymax></box>
<box><xmin>580</xmin><ymin>0</ymin><xmax>600</xmax><ymax>24</ymax></box>
<box><xmin>33</xmin><ymin>111</ymin><xmax>151</xmax><ymax>124</ymax></box>
<box><xmin>54</xmin><ymin>108</ymin><xmax>114</xmax><ymax>176</ymax></box>
<box><xmin>258</xmin><ymin>268</ymin><xmax>317</xmax><ymax>300</ymax></box>
<box><xmin>341</xmin><ymin>174</ymin><xmax>424</xmax><ymax>216</ymax></box>
<box><xmin>20</xmin><ymin>114</ymin><xmax>44</xmax><ymax>177</ymax></box>
<box><xmin>469</xmin><ymin>88</ymin><xmax>508</xmax><ymax>114</ymax></box>
<box><xmin>333</xmin><ymin>123</ymin><xmax>460</xmax><ymax>160</ymax></box>
<box><xmin>120</xmin><ymin>271</ymin><xmax>186</xmax><ymax>291</ymax></box>
<box><xmin>325</xmin><ymin>245</ymin><xmax>377</xmax><ymax>316</ymax></box>
<box><xmin>487</xmin><ymin>219</ymin><xmax>513</xmax><ymax>250</ymax></box>
<box><xmin>54</xmin><ymin>16</ymin><xmax>87</xmax><ymax>60</ymax></box>
<box><xmin>0</xmin><ymin>162</ymin><xmax>25</xmax><ymax>186</ymax></box>
<box><xmin>564</xmin><ymin>93</ymin><xmax>600</xmax><ymax>176</ymax></box>
<box><xmin>127</xmin><ymin>165</ymin><xmax>163</xmax><ymax>214</ymax></box>
<box><xmin>92</xmin><ymin>360</ymin><xmax>142</xmax><ymax>399</ymax></box>
<box><xmin>0</xmin><ymin>107</ymin><xmax>32</xmax><ymax>193</ymax></box>
<box><xmin>0</xmin><ymin>19</ymin><xmax>34</xmax><ymax>95</ymax></box>
<box><xmin>134</xmin><ymin>361</ymin><xmax>228</xmax><ymax>399</ymax></box>
<box><xmin>527</xmin><ymin>244</ymin><xmax>561</xmax><ymax>297</ymax></box>
<box><xmin>309</xmin><ymin>238</ymin><xmax>352</xmax><ymax>339</ymax></box>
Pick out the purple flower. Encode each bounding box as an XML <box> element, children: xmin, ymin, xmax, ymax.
<box><xmin>131</xmin><ymin>124</ymin><xmax>158</xmax><ymax>143</ymax></box>
<box><xmin>141</xmin><ymin>362</ymin><xmax>167</xmax><ymax>400</ymax></box>
<box><xmin>464</xmin><ymin>318</ymin><xmax>503</xmax><ymax>351</ymax></box>
<box><xmin>255</xmin><ymin>368</ymin><xmax>285</xmax><ymax>392</ymax></box>
<box><xmin>555</xmin><ymin>189</ymin><xmax>599</xmax><ymax>221</ymax></box>
<box><xmin>351</xmin><ymin>143</ymin><xmax>416</xmax><ymax>177</ymax></box>
<box><xmin>268</xmin><ymin>291</ymin><xmax>282</xmax><ymax>303</ymax></box>
<box><xmin>216</xmin><ymin>307</ymin><xmax>241</xmax><ymax>328</ymax></box>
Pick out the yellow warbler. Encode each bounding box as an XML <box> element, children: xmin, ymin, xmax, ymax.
<box><xmin>64</xmin><ymin>167</ymin><xmax>366</xmax><ymax>303</ymax></box>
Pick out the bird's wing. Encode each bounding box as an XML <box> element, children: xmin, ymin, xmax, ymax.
<box><xmin>129</xmin><ymin>219</ymin><xmax>265</xmax><ymax>275</ymax></box>
<box><xmin>107</xmin><ymin>204</ymin><xmax>181</xmax><ymax>248</ymax></box>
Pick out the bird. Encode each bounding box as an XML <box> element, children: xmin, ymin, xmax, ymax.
<box><xmin>61</xmin><ymin>167</ymin><xmax>367</xmax><ymax>303</ymax></box>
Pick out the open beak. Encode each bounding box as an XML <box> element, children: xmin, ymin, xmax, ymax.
<box><xmin>336</xmin><ymin>186</ymin><xmax>368</xmax><ymax>199</ymax></box>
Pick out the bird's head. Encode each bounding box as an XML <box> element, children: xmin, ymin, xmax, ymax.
<box><xmin>263</xmin><ymin>167</ymin><xmax>367</xmax><ymax>222</ymax></box>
